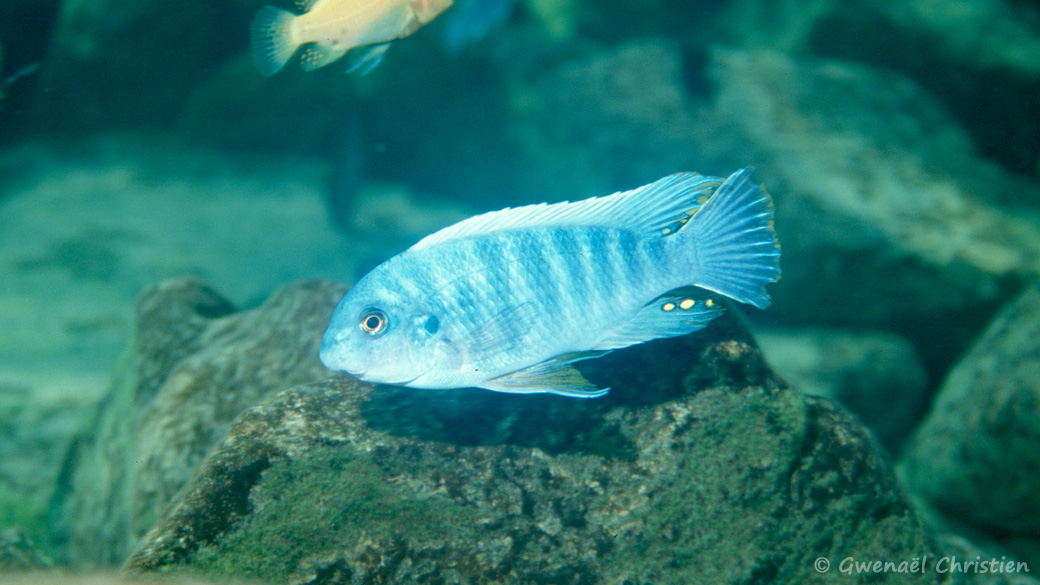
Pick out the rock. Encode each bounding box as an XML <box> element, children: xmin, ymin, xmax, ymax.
<box><xmin>0</xmin><ymin>528</ymin><xmax>51</xmax><ymax>572</ymax></box>
<box><xmin>900</xmin><ymin>284</ymin><xmax>1040</xmax><ymax>535</ymax></box>
<box><xmin>508</xmin><ymin>39</ymin><xmax>705</xmax><ymax>205</ymax></box>
<box><xmin>756</xmin><ymin>327</ymin><xmax>929</xmax><ymax>452</ymax></box>
<box><xmin>937</xmin><ymin>537</ymin><xmax>1040</xmax><ymax>585</ymax></box>
<box><xmin>87</xmin><ymin>281</ymin><xmax>940</xmax><ymax>584</ymax></box>
<box><xmin>804</xmin><ymin>0</ymin><xmax>1040</xmax><ymax>176</ymax></box>
<box><xmin>178</xmin><ymin>36</ymin><xmax>707</xmax><ymax>212</ymax></box>
<box><xmin>911</xmin><ymin>496</ymin><xmax>1040</xmax><ymax>584</ymax></box>
<box><xmin>700</xmin><ymin>48</ymin><xmax>1040</xmax><ymax>374</ymax></box>
<box><xmin>47</xmin><ymin>277</ymin><xmax>348</xmax><ymax>567</ymax></box>
<box><xmin>0</xmin><ymin>135</ymin><xmax>367</xmax><ymax>541</ymax></box>
<box><xmin>0</xmin><ymin>573</ymin><xmax>247</xmax><ymax>585</ymax></box>
<box><xmin>716</xmin><ymin>0</ymin><xmax>1040</xmax><ymax>177</ymax></box>
<box><xmin>497</xmin><ymin>42</ymin><xmax>1040</xmax><ymax>382</ymax></box>
<box><xmin>0</xmin><ymin>374</ymin><xmax>88</xmax><ymax>544</ymax></box>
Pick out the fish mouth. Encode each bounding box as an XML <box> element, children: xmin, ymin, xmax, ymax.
<box><xmin>349</xmin><ymin>368</ymin><xmax>430</xmax><ymax>388</ymax></box>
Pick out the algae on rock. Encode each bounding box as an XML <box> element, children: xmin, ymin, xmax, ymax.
<box><xmin>77</xmin><ymin>279</ymin><xmax>943</xmax><ymax>585</ymax></box>
<box><xmin>47</xmin><ymin>277</ymin><xmax>347</xmax><ymax>567</ymax></box>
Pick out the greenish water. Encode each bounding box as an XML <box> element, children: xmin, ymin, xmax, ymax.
<box><xmin>1</xmin><ymin>0</ymin><xmax>1040</xmax><ymax>582</ymax></box>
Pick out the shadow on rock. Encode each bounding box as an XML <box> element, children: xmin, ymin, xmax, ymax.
<box><xmin>361</xmin><ymin>298</ymin><xmax>775</xmax><ymax>460</ymax></box>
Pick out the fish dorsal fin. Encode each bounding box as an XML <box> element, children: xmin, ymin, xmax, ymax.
<box><xmin>296</xmin><ymin>0</ymin><xmax>319</xmax><ymax>11</ymax></box>
<box><xmin>478</xmin><ymin>351</ymin><xmax>610</xmax><ymax>398</ymax></box>
<box><xmin>410</xmin><ymin>173</ymin><xmax>724</xmax><ymax>251</ymax></box>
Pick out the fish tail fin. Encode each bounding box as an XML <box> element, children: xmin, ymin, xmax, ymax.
<box><xmin>682</xmin><ymin>168</ymin><xmax>780</xmax><ymax>308</ymax></box>
<box><xmin>250</xmin><ymin>6</ymin><xmax>298</xmax><ymax>76</ymax></box>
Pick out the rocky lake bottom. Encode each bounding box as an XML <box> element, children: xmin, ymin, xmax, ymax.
<box><xmin>3</xmin><ymin>0</ymin><xmax>1040</xmax><ymax>582</ymax></box>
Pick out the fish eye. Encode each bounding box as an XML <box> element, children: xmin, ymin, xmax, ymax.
<box><xmin>424</xmin><ymin>315</ymin><xmax>440</xmax><ymax>335</ymax></box>
<box><xmin>358</xmin><ymin>308</ymin><xmax>388</xmax><ymax>336</ymax></box>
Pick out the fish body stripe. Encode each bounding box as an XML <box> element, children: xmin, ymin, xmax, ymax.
<box><xmin>571</xmin><ymin>229</ymin><xmax>602</xmax><ymax>315</ymax></box>
<box><xmin>392</xmin><ymin>225</ymin><xmax>681</xmax><ymax>374</ymax></box>
<box><xmin>437</xmin><ymin>227</ymin><xmax>671</xmax><ymax>356</ymax></box>
<box><xmin>319</xmin><ymin>169</ymin><xmax>779</xmax><ymax>396</ymax></box>
<box><xmin>543</xmin><ymin>229</ymin><xmax>577</xmax><ymax>324</ymax></box>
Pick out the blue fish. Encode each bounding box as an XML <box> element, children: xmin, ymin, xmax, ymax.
<box><xmin>320</xmin><ymin>169</ymin><xmax>780</xmax><ymax>397</ymax></box>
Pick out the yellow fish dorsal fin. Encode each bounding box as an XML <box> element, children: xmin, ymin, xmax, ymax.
<box><xmin>296</xmin><ymin>0</ymin><xmax>319</xmax><ymax>11</ymax></box>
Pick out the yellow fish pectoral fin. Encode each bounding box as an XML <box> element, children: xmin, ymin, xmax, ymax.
<box><xmin>299</xmin><ymin>44</ymin><xmax>349</xmax><ymax>71</ymax></box>
<box><xmin>478</xmin><ymin>351</ymin><xmax>611</xmax><ymax>398</ymax></box>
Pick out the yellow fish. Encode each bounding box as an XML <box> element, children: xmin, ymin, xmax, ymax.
<box><xmin>250</xmin><ymin>0</ymin><xmax>454</xmax><ymax>76</ymax></box>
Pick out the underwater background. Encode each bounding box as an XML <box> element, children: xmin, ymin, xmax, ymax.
<box><xmin>2</xmin><ymin>0</ymin><xmax>1040</xmax><ymax>583</ymax></box>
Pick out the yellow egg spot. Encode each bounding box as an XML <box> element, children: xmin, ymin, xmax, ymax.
<box><xmin>705</xmin><ymin>299</ymin><xmax>715</xmax><ymax>308</ymax></box>
<box><xmin>697</xmin><ymin>195</ymin><xmax>711</xmax><ymax>204</ymax></box>
<box><xmin>679</xmin><ymin>298</ymin><xmax>695</xmax><ymax>310</ymax></box>
<box><xmin>662</xmin><ymin>302</ymin><xmax>676</xmax><ymax>312</ymax></box>
<box><xmin>661</xmin><ymin>227</ymin><xmax>672</xmax><ymax>235</ymax></box>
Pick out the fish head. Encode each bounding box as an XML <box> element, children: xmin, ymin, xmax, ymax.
<box><xmin>320</xmin><ymin>266</ymin><xmax>446</xmax><ymax>387</ymax></box>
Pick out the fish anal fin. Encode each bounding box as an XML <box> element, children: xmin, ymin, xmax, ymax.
<box><xmin>479</xmin><ymin>351</ymin><xmax>610</xmax><ymax>398</ymax></box>
<box><xmin>299</xmin><ymin>43</ymin><xmax>349</xmax><ymax>71</ymax></box>
<box><xmin>346</xmin><ymin>43</ymin><xmax>392</xmax><ymax>75</ymax></box>
<box><xmin>594</xmin><ymin>291</ymin><xmax>723</xmax><ymax>351</ymax></box>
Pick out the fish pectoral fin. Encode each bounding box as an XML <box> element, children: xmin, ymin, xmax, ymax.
<box><xmin>346</xmin><ymin>43</ymin><xmax>392</xmax><ymax>75</ymax></box>
<box><xmin>466</xmin><ymin>301</ymin><xmax>538</xmax><ymax>354</ymax></box>
<box><xmin>594</xmin><ymin>290</ymin><xmax>723</xmax><ymax>351</ymax></box>
<box><xmin>478</xmin><ymin>351</ymin><xmax>610</xmax><ymax>398</ymax></box>
<box><xmin>299</xmin><ymin>43</ymin><xmax>349</xmax><ymax>71</ymax></box>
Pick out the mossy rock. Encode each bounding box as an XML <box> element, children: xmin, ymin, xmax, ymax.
<box><xmin>113</xmin><ymin>281</ymin><xmax>939</xmax><ymax>584</ymax></box>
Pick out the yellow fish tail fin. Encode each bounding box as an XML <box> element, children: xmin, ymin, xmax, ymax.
<box><xmin>250</xmin><ymin>6</ymin><xmax>298</xmax><ymax>76</ymax></box>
